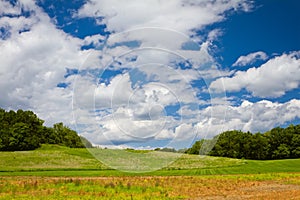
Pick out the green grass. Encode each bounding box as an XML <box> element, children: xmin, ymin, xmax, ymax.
<box><xmin>0</xmin><ymin>144</ymin><xmax>107</xmax><ymax>171</ymax></box>
<box><xmin>0</xmin><ymin>144</ymin><xmax>299</xmax><ymax>176</ymax></box>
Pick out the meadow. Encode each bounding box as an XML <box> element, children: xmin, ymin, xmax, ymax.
<box><xmin>0</xmin><ymin>145</ymin><xmax>300</xmax><ymax>199</ymax></box>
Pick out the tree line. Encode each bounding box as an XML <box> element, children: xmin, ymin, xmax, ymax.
<box><xmin>0</xmin><ymin>108</ymin><xmax>92</xmax><ymax>151</ymax></box>
<box><xmin>187</xmin><ymin>124</ymin><xmax>300</xmax><ymax>160</ymax></box>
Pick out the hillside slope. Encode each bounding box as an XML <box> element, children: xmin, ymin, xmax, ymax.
<box><xmin>0</xmin><ymin>144</ymin><xmax>299</xmax><ymax>176</ymax></box>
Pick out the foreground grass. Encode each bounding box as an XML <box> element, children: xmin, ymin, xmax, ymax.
<box><xmin>0</xmin><ymin>173</ymin><xmax>300</xmax><ymax>199</ymax></box>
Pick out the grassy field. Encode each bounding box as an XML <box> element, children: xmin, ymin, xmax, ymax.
<box><xmin>1</xmin><ymin>145</ymin><xmax>300</xmax><ymax>199</ymax></box>
<box><xmin>0</xmin><ymin>144</ymin><xmax>300</xmax><ymax>176</ymax></box>
<box><xmin>0</xmin><ymin>144</ymin><xmax>245</xmax><ymax>172</ymax></box>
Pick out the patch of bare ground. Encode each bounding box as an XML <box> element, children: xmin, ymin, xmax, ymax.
<box><xmin>168</xmin><ymin>178</ymin><xmax>300</xmax><ymax>200</ymax></box>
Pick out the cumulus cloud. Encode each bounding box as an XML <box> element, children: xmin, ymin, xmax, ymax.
<box><xmin>196</xmin><ymin>99</ymin><xmax>300</xmax><ymax>137</ymax></box>
<box><xmin>210</xmin><ymin>52</ymin><xmax>300</xmax><ymax>97</ymax></box>
<box><xmin>0</xmin><ymin>0</ymin><xmax>92</xmax><ymax>125</ymax></box>
<box><xmin>71</xmin><ymin>0</ymin><xmax>252</xmax><ymax>149</ymax></box>
<box><xmin>233</xmin><ymin>51</ymin><xmax>268</xmax><ymax>66</ymax></box>
<box><xmin>77</xmin><ymin>97</ymin><xmax>300</xmax><ymax>148</ymax></box>
<box><xmin>77</xmin><ymin>0</ymin><xmax>251</xmax><ymax>35</ymax></box>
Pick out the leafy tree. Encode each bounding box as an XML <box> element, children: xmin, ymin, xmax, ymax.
<box><xmin>188</xmin><ymin>124</ymin><xmax>300</xmax><ymax>160</ymax></box>
<box><xmin>186</xmin><ymin>140</ymin><xmax>204</xmax><ymax>155</ymax></box>
<box><xmin>11</xmin><ymin>122</ymin><xmax>40</xmax><ymax>150</ymax></box>
<box><xmin>185</xmin><ymin>139</ymin><xmax>214</xmax><ymax>155</ymax></box>
<box><xmin>249</xmin><ymin>133</ymin><xmax>268</xmax><ymax>160</ymax></box>
<box><xmin>265</xmin><ymin>126</ymin><xmax>293</xmax><ymax>159</ymax></box>
<box><xmin>209</xmin><ymin>130</ymin><xmax>247</xmax><ymax>158</ymax></box>
<box><xmin>273</xmin><ymin>144</ymin><xmax>290</xmax><ymax>159</ymax></box>
<box><xmin>52</xmin><ymin>122</ymin><xmax>85</xmax><ymax>148</ymax></box>
<box><xmin>0</xmin><ymin>108</ymin><xmax>90</xmax><ymax>151</ymax></box>
<box><xmin>290</xmin><ymin>125</ymin><xmax>300</xmax><ymax>158</ymax></box>
<box><xmin>0</xmin><ymin>109</ymin><xmax>44</xmax><ymax>151</ymax></box>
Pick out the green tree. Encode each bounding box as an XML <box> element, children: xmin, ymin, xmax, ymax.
<box><xmin>188</xmin><ymin>124</ymin><xmax>300</xmax><ymax>160</ymax></box>
<box><xmin>265</xmin><ymin>126</ymin><xmax>293</xmax><ymax>159</ymax></box>
<box><xmin>249</xmin><ymin>133</ymin><xmax>268</xmax><ymax>160</ymax></box>
<box><xmin>186</xmin><ymin>139</ymin><xmax>204</xmax><ymax>154</ymax></box>
<box><xmin>11</xmin><ymin>122</ymin><xmax>41</xmax><ymax>150</ymax></box>
<box><xmin>290</xmin><ymin>125</ymin><xmax>300</xmax><ymax>158</ymax></box>
<box><xmin>0</xmin><ymin>108</ymin><xmax>90</xmax><ymax>151</ymax></box>
<box><xmin>52</xmin><ymin>123</ymin><xmax>85</xmax><ymax>148</ymax></box>
<box><xmin>273</xmin><ymin>144</ymin><xmax>290</xmax><ymax>159</ymax></box>
<box><xmin>209</xmin><ymin>130</ymin><xmax>246</xmax><ymax>158</ymax></box>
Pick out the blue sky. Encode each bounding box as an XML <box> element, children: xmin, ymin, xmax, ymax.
<box><xmin>0</xmin><ymin>0</ymin><xmax>300</xmax><ymax>150</ymax></box>
<box><xmin>219</xmin><ymin>0</ymin><xmax>300</xmax><ymax>66</ymax></box>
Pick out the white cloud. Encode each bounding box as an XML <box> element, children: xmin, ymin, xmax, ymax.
<box><xmin>86</xmin><ymin>112</ymin><xmax>177</xmax><ymax>144</ymax></box>
<box><xmin>83</xmin><ymin>34</ymin><xmax>106</xmax><ymax>48</ymax></box>
<box><xmin>77</xmin><ymin>0</ymin><xmax>251</xmax><ymax>35</ymax></box>
<box><xmin>196</xmin><ymin>99</ymin><xmax>300</xmax><ymax>137</ymax></box>
<box><xmin>0</xmin><ymin>0</ymin><xmax>93</xmax><ymax>126</ymax></box>
<box><xmin>95</xmin><ymin>73</ymin><xmax>134</xmax><ymax>108</ymax></box>
<box><xmin>98</xmin><ymin>28</ymin><xmax>216</xmax><ymax>71</ymax></box>
<box><xmin>233</xmin><ymin>51</ymin><xmax>268</xmax><ymax>67</ymax></box>
<box><xmin>207</xmin><ymin>29</ymin><xmax>223</xmax><ymax>41</ymax></box>
<box><xmin>0</xmin><ymin>0</ymin><xmax>22</xmax><ymax>16</ymax></box>
<box><xmin>174</xmin><ymin>123</ymin><xmax>195</xmax><ymax>140</ymax></box>
<box><xmin>210</xmin><ymin>52</ymin><xmax>300</xmax><ymax>97</ymax></box>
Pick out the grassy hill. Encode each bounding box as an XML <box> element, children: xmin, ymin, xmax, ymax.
<box><xmin>0</xmin><ymin>144</ymin><xmax>299</xmax><ymax>176</ymax></box>
<box><xmin>0</xmin><ymin>145</ymin><xmax>106</xmax><ymax>171</ymax></box>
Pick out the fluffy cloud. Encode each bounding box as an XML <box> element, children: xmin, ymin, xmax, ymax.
<box><xmin>0</xmin><ymin>0</ymin><xmax>22</xmax><ymax>16</ymax></box>
<box><xmin>71</xmin><ymin>0</ymin><xmax>252</xmax><ymax>149</ymax></box>
<box><xmin>196</xmin><ymin>99</ymin><xmax>300</xmax><ymax>137</ymax></box>
<box><xmin>77</xmin><ymin>97</ymin><xmax>300</xmax><ymax>148</ymax></box>
<box><xmin>210</xmin><ymin>52</ymin><xmax>300</xmax><ymax>97</ymax></box>
<box><xmin>76</xmin><ymin>0</ymin><xmax>251</xmax><ymax>71</ymax></box>
<box><xmin>77</xmin><ymin>0</ymin><xmax>251</xmax><ymax>35</ymax></box>
<box><xmin>233</xmin><ymin>51</ymin><xmax>268</xmax><ymax>67</ymax></box>
<box><xmin>0</xmin><ymin>0</ymin><xmax>92</xmax><ymax>125</ymax></box>
<box><xmin>72</xmin><ymin>68</ymin><xmax>203</xmax><ymax>147</ymax></box>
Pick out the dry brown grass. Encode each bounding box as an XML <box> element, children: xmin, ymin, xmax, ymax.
<box><xmin>1</xmin><ymin>174</ymin><xmax>300</xmax><ymax>199</ymax></box>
